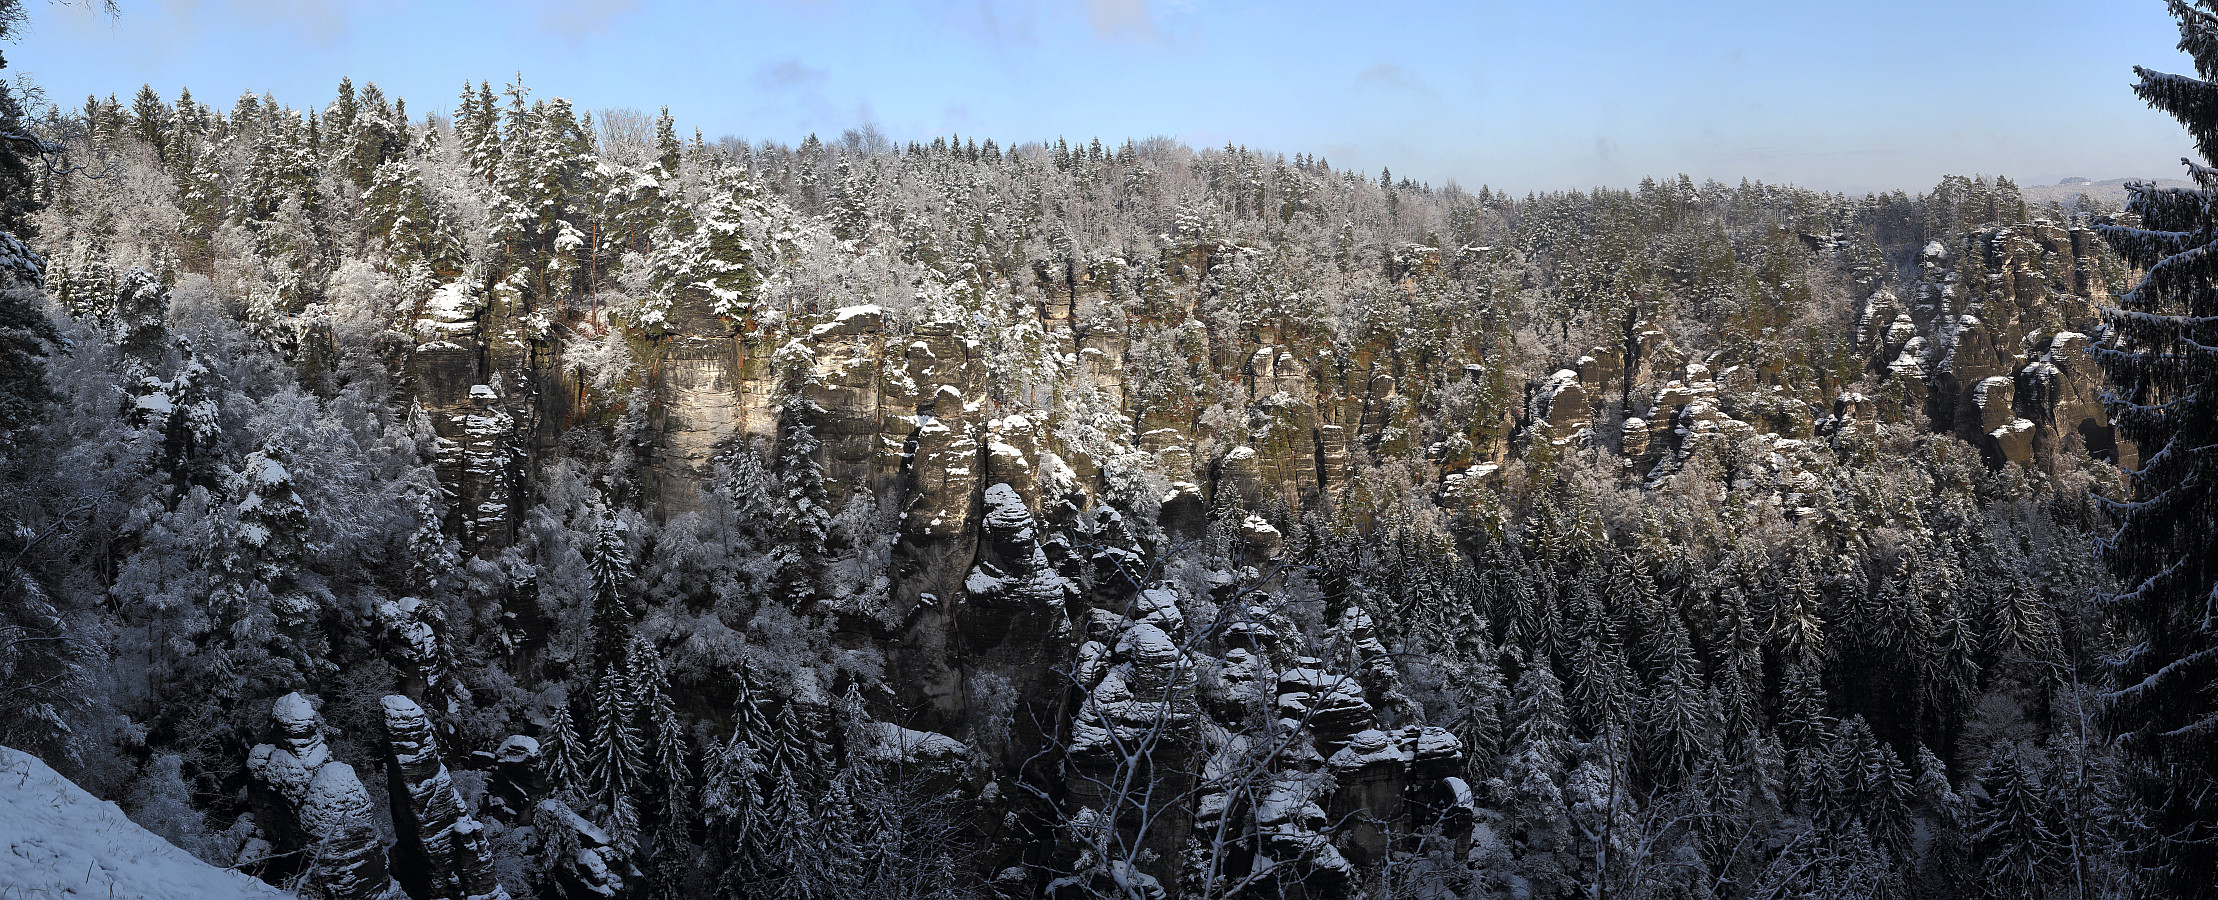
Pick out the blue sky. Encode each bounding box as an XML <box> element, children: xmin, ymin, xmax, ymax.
<box><xmin>6</xmin><ymin>0</ymin><xmax>2200</xmax><ymax>194</ymax></box>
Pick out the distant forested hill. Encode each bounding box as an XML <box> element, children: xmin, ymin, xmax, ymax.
<box><xmin>2017</xmin><ymin>175</ymin><xmax>2191</xmax><ymax>212</ymax></box>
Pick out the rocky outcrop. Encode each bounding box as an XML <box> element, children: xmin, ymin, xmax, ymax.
<box><xmin>351</xmin><ymin>194</ymin><xmax>2131</xmax><ymax>899</ymax></box>
<box><xmin>408</xmin><ymin>281</ymin><xmax>521</xmax><ymax>549</ymax></box>
<box><xmin>382</xmin><ymin>696</ymin><xmax>508</xmax><ymax>900</ymax></box>
<box><xmin>483</xmin><ymin>735</ymin><xmax>542</xmax><ymax>823</ymax></box>
<box><xmin>1064</xmin><ymin>593</ymin><xmax>1202</xmax><ymax>888</ymax></box>
<box><xmin>961</xmin><ymin>484</ymin><xmax>1076</xmax><ymax>678</ymax></box>
<box><xmin>1860</xmin><ymin>222</ymin><xmax>2127</xmax><ymax>467</ymax></box>
<box><xmin>374</xmin><ymin>597</ymin><xmax>466</xmax><ymax>717</ymax></box>
<box><xmin>246</xmin><ymin>693</ymin><xmax>403</xmax><ymax>900</ymax></box>
<box><xmin>533</xmin><ymin>799</ymin><xmax>635</xmax><ymax>900</ymax></box>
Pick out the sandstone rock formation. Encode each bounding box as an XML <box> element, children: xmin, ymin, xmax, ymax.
<box><xmin>245</xmin><ymin>692</ymin><xmax>404</xmax><ymax>900</ymax></box>
<box><xmin>382</xmin><ymin>695</ymin><xmax>508</xmax><ymax>900</ymax></box>
<box><xmin>338</xmin><ymin>174</ymin><xmax>2128</xmax><ymax>899</ymax></box>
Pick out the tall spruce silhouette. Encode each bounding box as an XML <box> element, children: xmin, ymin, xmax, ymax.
<box><xmin>2097</xmin><ymin>3</ymin><xmax>2218</xmax><ymax>895</ymax></box>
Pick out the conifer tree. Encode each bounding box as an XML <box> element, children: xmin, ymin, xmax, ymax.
<box><xmin>1988</xmin><ymin>570</ymin><xmax>2058</xmax><ymax>666</ymax></box>
<box><xmin>212</xmin><ymin>440</ymin><xmax>328</xmax><ymax>681</ymax></box>
<box><xmin>1503</xmin><ymin>742</ymin><xmax>1578</xmax><ymax>900</ymax></box>
<box><xmin>1570</xmin><ymin>630</ymin><xmax>1636</xmax><ymax>745</ymax></box>
<box><xmin>772</xmin><ymin>397</ymin><xmax>831</xmax><ymax>607</ymax></box>
<box><xmin>648</xmin><ymin>170</ymin><xmax>760</xmax><ymax>327</ymax></box>
<box><xmin>2095</xmin><ymin>7</ymin><xmax>2218</xmax><ymax>895</ymax></box>
<box><xmin>1444</xmin><ymin>636</ymin><xmax>1505</xmax><ymax>776</ymax></box>
<box><xmin>589</xmin><ymin>664</ymin><xmax>646</xmax><ymax>850</ymax></box>
<box><xmin>171</xmin><ymin>136</ymin><xmax>224</xmax><ymax>274</ymax></box>
<box><xmin>328</xmin><ymin>76</ymin><xmax>358</xmax><ymax>142</ymax></box>
<box><xmin>129</xmin><ymin>83</ymin><xmax>169</xmax><ymax>161</ymax></box>
<box><xmin>0</xmin><ymin>539</ymin><xmax>83</xmax><ymax>756</ymax></box>
<box><xmin>830</xmin><ymin>155</ymin><xmax>871</xmax><ymax>242</ymax></box>
<box><xmin>1639</xmin><ymin>633</ymin><xmax>1713</xmax><ymax>788</ymax></box>
<box><xmin>544</xmin><ymin>698</ymin><xmax>587</xmax><ymax>794</ymax></box>
<box><xmin>1913</xmin><ymin>742</ymin><xmax>1973</xmax><ymax>897</ymax></box>
<box><xmin>700</xmin><ymin>669</ymin><xmax>770</xmax><ymax>848</ymax></box>
<box><xmin>1969</xmin><ymin>744</ymin><xmax>2064</xmax><ymax>899</ymax></box>
<box><xmin>469</xmin><ymin>81</ymin><xmax>503</xmax><ymax>181</ymax></box>
<box><xmin>362</xmin><ymin>160</ymin><xmax>465</xmax><ymax>278</ymax></box>
<box><xmin>0</xmin><ymin>271</ymin><xmax>55</xmax><ymax>446</ymax></box>
<box><xmin>1770</xmin><ymin>553</ymin><xmax>1828</xmax><ymax>673</ymax></box>
<box><xmin>586</xmin><ymin>510</ymin><xmax>639</xmax><ymax>670</ymax></box>
<box><xmin>1509</xmin><ymin>662</ymin><xmax>1573</xmax><ymax>774</ymax></box>
<box><xmin>628</xmin><ymin>638</ymin><xmax>691</xmax><ymax>812</ymax></box>
<box><xmin>653</xmin><ymin>106</ymin><xmax>681</xmax><ymax>180</ymax></box>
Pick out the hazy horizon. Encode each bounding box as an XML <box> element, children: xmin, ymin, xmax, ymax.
<box><xmin>10</xmin><ymin>0</ymin><xmax>2204</xmax><ymax>197</ymax></box>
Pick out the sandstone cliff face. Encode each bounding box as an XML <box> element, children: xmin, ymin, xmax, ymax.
<box><xmin>408</xmin><ymin>221</ymin><xmax>2138</xmax><ymax>565</ymax></box>
<box><xmin>401</xmin><ymin>233</ymin><xmax>1469</xmax><ymax>561</ymax></box>
<box><xmin>1542</xmin><ymin>222</ymin><xmax>2133</xmax><ymax>497</ymax></box>
<box><xmin>1865</xmin><ymin>223</ymin><xmax>2128</xmax><ymax>468</ymax></box>
<box><xmin>370</xmin><ymin>206</ymin><xmax>2119</xmax><ymax>894</ymax></box>
<box><xmin>390</xmin><ymin>219</ymin><xmax>2120</xmax><ymax>634</ymax></box>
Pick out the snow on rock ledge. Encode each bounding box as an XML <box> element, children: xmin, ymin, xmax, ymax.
<box><xmin>248</xmin><ymin>692</ymin><xmax>403</xmax><ymax>900</ymax></box>
<box><xmin>863</xmin><ymin>722</ymin><xmax>969</xmax><ymax>770</ymax></box>
<box><xmin>0</xmin><ymin>745</ymin><xmax>294</xmax><ymax>898</ymax></box>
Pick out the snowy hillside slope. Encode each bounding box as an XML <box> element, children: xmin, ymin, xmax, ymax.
<box><xmin>0</xmin><ymin>746</ymin><xmax>293</xmax><ymax>898</ymax></box>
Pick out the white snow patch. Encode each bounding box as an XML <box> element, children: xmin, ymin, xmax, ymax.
<box><xmin>863</xmin><ymin>723</ymin><xmax>968</xmax><ymax>766</ymax></box>
<box><xmin>808</xmin><ymin>304</ymin><xmax>886</xmax><ymax>338</ymax></box>
<box><xmin>0</xmin><ymin>745</ymin><xmax>293</xmax><ymax>898</ymax></box>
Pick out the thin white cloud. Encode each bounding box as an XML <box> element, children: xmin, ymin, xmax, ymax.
<box><xmin>753</xmin><ymin>60</ymin><xmax>842</xmax><ymax>134</ymax></box>
<box><xmin>1086</xmin><ymin>0</ymin><xmax>1160</xmax><ymax>42</ymax></box>
<box><xmin>538</xmin><ymin>0</ymin><xmax>642</xmax><ymax>39</ymax></box>
<box><xmin>1356</xmin><ymin>63</ymin><xmax>1435</xmax><ymax>99</ymax></box>
<box><xmin>757</xmin><ymin>60</ymin><xmax>830</xmax><ymax>90</ymax></box>
<box><xmin>151</xmin><ymin>0</ymin><xmax>354</xmax><ymax>44</ymax></box>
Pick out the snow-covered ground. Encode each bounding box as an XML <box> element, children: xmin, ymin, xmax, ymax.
<box><xmin>0</xmin><ymin>745</ymin><xmax>293</xmax><ymax>898</ymax></box>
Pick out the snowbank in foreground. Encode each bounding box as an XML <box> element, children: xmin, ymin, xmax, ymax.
<box><xmin>0</xmin><ymin>745</ymin><xmax>293</xmax><ymax>898</ymax></box>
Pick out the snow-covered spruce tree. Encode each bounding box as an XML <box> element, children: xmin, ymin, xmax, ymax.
<box><xmin>214</xmin><ymin>439</ymin><xmax>332</xmax><ymax>683</ymax></box>
<box><xmin>585</xmin><ymin>506</ymin><xmax>639</xmax><ymax>670</ymax></box>
<box><xmin>543</xmin><ymin>698</ymin><xmax>587</xmax><ymax>796</ymax></box>
<box><xmin>588</xmin><ymin>662</ymin><xmax>647</xmax><ymax>852</ymax></box>
<box><xmin>0</xmin><ymin>523</ymin><xmax>85</xmax><ymax>757</ymax></box>
<box><xmin>456</xmin><ymin>81</ymin><xmax>501</xmax><ymax>183</ymax></box>
<box><xmin>0</xmin><ymin>269</ymin><xmax>46</xmax><ymax>400</ymax></box>
<box><xmin>626</xmin><ymin>638</ymin><xmax>697</xmax><ymax>899</ymax></box>
<box><xmin>1967</xmin><ymin>743</ymin><xmax>2066</xmax><ymax>899</ymax></box>
<box><xmin>0</xmin><ymin>2</ymin><xmax>75</xmax><ymax>754</ymax></box>
<box><xmin>2097</xmin><ymin>4</ymin><xmax>2218</xmax><ymax>896</ymax></box>
<box><xmin>701</xmin><ymin>666</ymin><xmax>776</xmax><ymax>893</ymax></box>
<box><xmin>362</xmin><ymin>159</ymin><xmax>466</xmax><ymax>281</ymax></box>
<box><xmin>772</xmin><ymin>395</ymin><xmax>831</xmax><ymax>607</ymax></box>
<box><xmin>647</xmin><ymin>169</ymin><xmax>759</xmax><ymax>330</ymax></box>
<box><xmin>652</xmin><ymin>107</ymin><xmax>681</xmax><ymax>181</ymax></box>
<box><xmin>0</xmin><ymin>1</ymin><xmax>60</xmax><ymax>447</ymax></box>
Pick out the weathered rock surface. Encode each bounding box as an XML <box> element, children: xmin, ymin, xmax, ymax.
<box><xmin>382</xmin><ymin>695</ymin><xmax>508</xmax><ymax>900</ymax></box>
<box><xmin>1877</xmin><ymin>222</ymin><xmax>2127</xmax><ymax>467</ymax></box>
<box><xmin>245</xmin><ymin>692</ymin><xmax>404</xmax><ymax>900</ymax></box>
<box><xmin>358</xmin><ymin>200</ymin><xmax>2128</xmax><ymax>900</ymax></box>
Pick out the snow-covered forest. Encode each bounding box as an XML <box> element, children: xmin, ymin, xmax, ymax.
<box><xmin>2</xmin><ymin>8</ymin><xmax>2215</xmax><ymax>898</ymax></box>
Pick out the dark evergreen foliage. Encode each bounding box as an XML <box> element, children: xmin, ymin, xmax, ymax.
<box><xmin>2097</xmin><ymin>5</ymin><xmax>2218</xmax><ymax>897</ymax></box>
